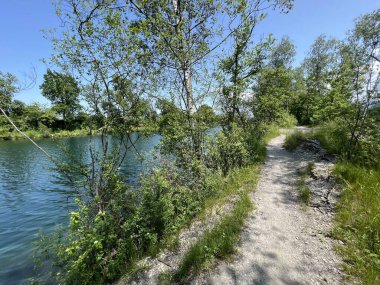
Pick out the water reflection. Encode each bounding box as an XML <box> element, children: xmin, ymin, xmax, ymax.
<box><xmin>0</xmin><ymin>133</ymin><xmax>160</xmax><ymax>285</ymax></box>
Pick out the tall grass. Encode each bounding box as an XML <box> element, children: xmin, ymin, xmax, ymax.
<box><xmin>284</xmin><ymin>131</ymin><xmax>305</xmax><ymax>151</ymax></box>
<box><xmin>332</xmin><ymin>163</ymin><xmax>380</xmax><ymax>284</ymax></box>
<box><xmin>296</xmin><ymin>162</ymin><xmax>314</xmax><ymax>206</ymax></box>
<box><xmin>173</xmin><ymin>193</ymin><xmax>253</xmax><ymax>284</ymax></box>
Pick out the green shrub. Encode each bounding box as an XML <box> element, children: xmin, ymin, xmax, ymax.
<box><xmin>209</xmin><ymin>124</ymin><xmax>250</xmax><ymax>175</ymax></box>
<box><xmin>35</xmin><ymin>164</ymin><xmax>142</xmax><ymax>285</ymax></box>
<box><xmin>139</xmin><ymin>164</ymin><xmax>203</xmax><ymax>240</ymax></box>
<box><xmin>311</xmin><ymin>121</ymin><xmax>351</xmax><ymax>157</ymax></box>
<box><xmin>279</xmin><ymin>112</ymin><xmax>298</xmax><ymax>128</ymax></box>
<box><xmin>284</xmin><ymin>131</ymin><xmax>305</xmax><ymax>151</ymax></box>
<box><xmin>312</xmin><ymin>120</ymin><xmax>380</xmax><ymax>167</ymax></box>
<box><xmin>34</xmin><ymin>158</ymin><xmax>257</xmax><ymax>284</ymax></box>
<box><xmin>32</xmin><ymin>123</ymin><xmax>275</xmax><ymax>284</ymax></box>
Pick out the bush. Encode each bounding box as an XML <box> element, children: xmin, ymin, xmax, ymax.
<box><xmin>34</xmin><ymin>158</ymin><xmax>222</xmax><ymax>284</ymax></box>
<box><xmin>279</xmin><ymin>112</ymin><xmax>298</xmax><ymax>128</ymax></box>
<box><xmin>312</xmin><ymin>120</ymin><xmax>351</xmax><ymax>157</ymax></box>
<box><xmin>35</xmin><ymin>164</ymin><xmax>144</xmax><ymax>285</ymax></box>
<box><xmin>208</xmin><ymin>124</ymin><xmax>250</xmax><ymax>175</ymax></box>
<box><xmin>139</xmin><ymin>163</ymin><xmax>203</xmax><ymax>240</ymax></box>
<box><xmin>284</xmin><ymin>131</ymin><xmax>304</xmax><ymax>151</ymax></box>
<box><xmin>32</xmin><ymin>123</ymin><xmax>278</xmax><ymax>285</ymax></box>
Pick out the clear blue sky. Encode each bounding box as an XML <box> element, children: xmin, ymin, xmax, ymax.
<box><xmin>0</xmin><ymin>0</ymin><xmax>379</xmax><ymax>104</ymax></box>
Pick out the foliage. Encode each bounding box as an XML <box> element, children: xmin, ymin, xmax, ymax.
<box><xmin>296</xmin><ymin>163</ymin><xmax>314</xmax><ymax>206</ymax></box>
<box><xmin>195</xmin><ymin>105</ymin><xmax>217</xmax><ymax>128</ymax></box>
<box><xmin>40</xmin><ymin>69</ymin><xmax>81</xmax><ymax>128</ymax></box>
<box><xmin>253</xmin><ymin>67</ymin><xmax>295</xmax><ymax>124</ymax></box>
<box><xmin>269</xmin><ymin>36</ymin><xmax>296</xmax><ymax>69</ymax></box>
<box><xmin>34</xmin><ymin>152</ymin><xmax>263</xmax><ymax>285</ymax></box>
<box><xmin>208</xmin><ymin>124</ymin><xmax>250</xmax><ymax>175</ymax></box>
<box><xmin>295</xmin><ymin>10</ymin><xmax>380</xmax><ymax>168</ymax></box>
<box><xmin>217</xmin><ymin>11</ymin><xmax>272</xmax><ymax>128</ymax></box>
<box><xmin>279</xmin><ymin>112</ymin><xmax>298</xmax><ymax>128</ymax></box>
<box><xmin>35</xmin><ymin>164</ymin><xmax>140</xmax><ymax>285</ymax></box>
<box><xmin>332</xmin><ymin>163</ymin><xmax>380</xmax><ymax>284</ymax></box>
<box><xmin>300</xmin><ymin>35</ymin><xmax>340</xmax><ymax>124</ymax></box>
<box><xmin>0</xmin><ymin>71</ymin><xmax>18</xmax><ymax>111</ymax></box>
<box><xmin>313</xmin><ymin>120</ymin><xmax>379</xmax><ymax>167</ymax></box>
<box><xmin>284</xmin><ymin>131</ymin><xmax>305</xmax><ymax>151</ymax></box>
<box><xmin>170</xmin><ymin>182</ymin><xmax>255</xmax><ymax>284</ymax></box>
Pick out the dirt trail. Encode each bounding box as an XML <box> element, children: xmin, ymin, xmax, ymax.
<box><xmin>195</xmin><ymin>134</ymin><xmax>344</xmax><ymax>285</ymax></box>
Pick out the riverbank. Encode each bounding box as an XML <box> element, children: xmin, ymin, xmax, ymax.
<box><xmin>0</xmin><ymin>125</ymin><xmax>159</xmax><ymax>141</ymax></box>
<box><xmin>0</xmin><ymin>128</ymin><xmax>92</xmax><ymax>141</ymax></box>
<box><xmin>0</xmin><ymin>133</ymin><xmax>162</xmax><ymax>285</ymax></box>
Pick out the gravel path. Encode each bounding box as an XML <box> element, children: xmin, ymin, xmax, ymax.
<box><xmin>195</xmin><ymin>134</ymin><xmax>344</xmax><ymax>285</ymax></box>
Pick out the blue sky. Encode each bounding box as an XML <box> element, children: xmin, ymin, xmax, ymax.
<box><xmin>0</xmin><ymin>0</ymin><xmax>379</xmax><ymax>104</ymax></box>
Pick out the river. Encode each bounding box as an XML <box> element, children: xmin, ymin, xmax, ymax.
<box><xmin>0</xmin><ymin>133</ymin><xmax>161</xmax><ymax>285</ymax></box>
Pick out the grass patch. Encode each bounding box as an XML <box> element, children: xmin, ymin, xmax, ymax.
<box><xmin>264</xmin><ymin>124</ymin><xmax>281</xmax><ymax>143</ymax></box>
<box><xmin>301</xmin><ymin>122</ymin><xmax>380</xmax><ymax>283</ymax></box>
<box><xmin>297</xmin><ymin>179</ymin><xmax>311</xmax><ymax>205</ymax></box>
<box><xmin>332</xmin><ymin>163</ymin><xmax>380</xmax><ymax>284</ymax></box>
<box><xmin>296</xmin><ymin>162</ymin><xmax>314</xmax><ymax>206</ymax></box>
<box><xmin>171</xmin><ymin>193</ymin><xmax>253</xmax><ymax>284</ymax></box>
<box><xmin>197</xmin><ymin>165</ymin><xmax>260</xmax><ymax>221</ymax></box>
<box><xmin>284</xmin><ymin>131</ymin><xmax>305</xmax><ymax>151</ymax></box>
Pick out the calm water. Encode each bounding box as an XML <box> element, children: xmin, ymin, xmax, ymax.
<box><xmin>0</xmin><ymin>134</ymin><xmax>160</xmax><ymax>285</ymax></box>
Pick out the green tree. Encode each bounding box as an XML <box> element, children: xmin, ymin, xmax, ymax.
<box><xmin>251</xmin><ymin>36</ymin><xmax>297</xmax><ymax>125</ymax></box>
<box><xmin>132</xmin><ymin>0</ymin><xmax>293</xmax><ymax>159</ymax></box>
<box><xmin>269</xmin><ymin>36</ymin><xmax>296</xmax><ymax>69</ymax></box>
<box><xmin>322</xmin><ymin>10</ymin><xmax>380</xmax><ymax>162</ymax></box>
<box><xmin>253</xmin><ymin>67</ymin><xmax>293</xmax><ymax>124</ymax></box>
<box><xmin>301</xmin><ymin>35</ymin><xmax>340</xmax><ymax>124</ymax></box>
<box><xmin>10</xmin><ymin>100</ymin><xmax>26</xmax><ymax>117</ymax></box>
<box><xmin>289</xmin><ymin>67</ymin><xmax>309</xmax><ymax>124</ymax></box>
<box><xmin>40</xmin><ymin>69</ymin><xmax>81</xmax><ymax>129</ymax></box>
<box><xmin>218</xmin><ymin>10</ymin><xmax>272</xmax><ymax>128</ymax></box>
<box><xmin>0</xmin><ymin>72</ymin><xmax>18</xmax><ymax>113</ymax></box>
<box><xmin>23</xmin><ymin>103</ymin><xmax>56</xmax><ymax>130</ymax></box>
<box><xmin>195</xmin><ymin>104</ymin><xmax>217</xmax><ymax>127</ymax></box>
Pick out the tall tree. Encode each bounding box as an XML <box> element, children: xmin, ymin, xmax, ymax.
<box><xmin>40</xmin><ymin>69</ymin><xmax>81</xmax><ymax>129</ymax></box>
<box><xmin>129</xmin><ymin>0</ymin><xmax>293</xmax><ymax>159</ymax></box>
<box><xmin>0</xmin><ymin>72</ymin><xmax>18</xmax><ymax>113</ymax></box>
<box><xmin>333</xmin><ymin>10</ymin><xmax>380</xmax><ymax>159</ymax></box>
<box><xmin>218</xmin><ymin>10</ymin><xmax>272</xmax><ymax>128</ymax></box>
<box><xmin>253</xmin><ymin>66</ymin><xmax>293</xmax><ymax>124</ymax></box>
<box><xmin>251</xmin><ymin>36</ymin><xmax>296</xmax><ymax>124</ymax></box>
<box><xmin>269</xmin><ymin>36</ymin><xmax>296</xmax><ymax>69</ymax></box>
<box><xmin>301</xmin><ymin>35</ymin><xmax>340</xmax><ymax>123</ymax></box>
